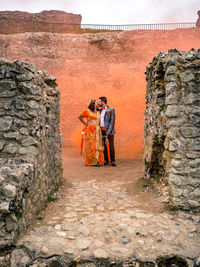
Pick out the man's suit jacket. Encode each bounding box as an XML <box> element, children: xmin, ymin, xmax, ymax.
<box><xmin>103</xmin><ymin>106</ymin><xmax>115</xmax><ymax>135</ymax></box>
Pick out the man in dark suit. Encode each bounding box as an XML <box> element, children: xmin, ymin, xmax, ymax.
<box><xmin>99</xmin><ymin>96</ymin><xmax>116</xmax><ymax>166</ymax></box>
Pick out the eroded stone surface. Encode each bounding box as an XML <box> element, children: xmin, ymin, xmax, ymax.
<box><xmin>144</xmin><ymin>49</ymin><xmax>200</xmax><ymax>212</ymax></box>
<box><xmin>9</xmin><ymin>179</ymin><xmax>200</xmax><ymax>266</ymax></box>
<box><xmin>0</xmin><ymin>59</ymin><xmax>62</xmax><ymax>253</ymax></box>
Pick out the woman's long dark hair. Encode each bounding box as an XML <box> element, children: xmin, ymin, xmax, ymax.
<box><xmin>88</xmin><ymin>99</ymin><xmax>96</xmax><ymax>112</ymax></box>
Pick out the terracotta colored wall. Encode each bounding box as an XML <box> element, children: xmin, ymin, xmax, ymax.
<box><xmin>0</xmin><ymin>28</ymin><xmax>200</xmax><ymax>158</ymax></box>
<box><xmin>0</xmin><ymin>11</ymin><xmax>82</xmax><ymax>34</ymax></box>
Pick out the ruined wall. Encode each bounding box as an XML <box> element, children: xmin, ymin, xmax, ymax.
<box><xmin>144</xmin><ymin>49</ymin><xmax>200</xmax><ymax>212</ymax></box>
<box><xmin>0</xmin><ymin>59</ymin><xmax>62</xmax><ymax>251</ymax></box>
<box><xmin>0</xmin><ymin>10</ymin><xmax>82</xmax><ymax>34</ymax></box>
<box><xmin>196</xmin><ymin>11</ymin><xmax>200</xmax><ymax>28</ymax></box>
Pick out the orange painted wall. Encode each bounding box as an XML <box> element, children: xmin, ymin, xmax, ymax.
<box><xmin>1</xmin><ymin>29</ymin><xmax>200</xmax><ymax>158</ymax></box>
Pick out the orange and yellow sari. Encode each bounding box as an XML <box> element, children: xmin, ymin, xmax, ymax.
<box><xmin>80</xmin><ymin>109</ymin><xmax>104</xmax><ymax>166</ymax></box>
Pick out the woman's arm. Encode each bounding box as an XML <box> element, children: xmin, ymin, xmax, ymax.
<box><xmin>78</xmin><ymin>115</ymin><xmax>88</xmax><ymax>126</ymax></box>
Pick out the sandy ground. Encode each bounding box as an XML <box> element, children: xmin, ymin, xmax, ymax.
<box><xmin>33</xmin><ymin>147</ymin><xmax>169</xmax><ymax>228</ymax></box>
<box><xmin>62</xmin><ymin>147</ymin><xmax>168</xmax><ymax>212</ymax></box>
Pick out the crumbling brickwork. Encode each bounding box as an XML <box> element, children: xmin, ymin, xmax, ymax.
<box><xmin>0</xmin><ymin>59</ymin><xmax>62</xmax><ymax>251</ymax></box>
<box><xmin>144</xmin><ymin>49</ymin><xmax>200</xmax><ymax>212</ymax></box>
<box><xmin>0</xmin><ymin>10</ymin><xmax>82</xmax><ymax>34</ymax></box>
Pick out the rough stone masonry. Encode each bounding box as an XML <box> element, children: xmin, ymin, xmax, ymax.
<box><xmin>0</xmin><ymin>59</ymin><xmax>62</xmax><ymax>252</ymax></box>
<box><xmin>144</xmin><ymin>48</ymin><xmax>200</xmax><ymax>212</ymax></box>
<box><xmin>0</xmin><ymin>10</ymin><xmax>82</xmax><ymax>34</ymax></box>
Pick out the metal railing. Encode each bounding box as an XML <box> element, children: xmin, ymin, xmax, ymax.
<box><xmin>81</xmin><ymin>22</ymin><xmax>196</xmax><ymax>31</ymax></box>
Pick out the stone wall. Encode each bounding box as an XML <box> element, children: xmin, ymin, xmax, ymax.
<box><xmin>196</xmin><ymin>10</ymin><xmax>200</xmax><ymax>28</ymax></box>
<box><xmin>0</xmin><ymin>10</ymin><xmax>82</xmax><ymax>34</ymax></box>
<box><xmin>0</xmin><ymin>59</ymin><xmax>62</xmax><ymax>252</ymax></box>
<box><xmin>144</xmin><ymin>49</ymin><xmax>200</xmax><ymax>212</ymax></box>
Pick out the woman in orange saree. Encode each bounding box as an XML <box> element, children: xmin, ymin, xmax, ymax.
<box><xmin>79</xmin><ymin>100</ymin><xmax>104</xmax><ymax>166</ymax></box>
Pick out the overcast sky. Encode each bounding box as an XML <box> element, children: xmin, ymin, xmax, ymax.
<box><xmin>0</xmin><ymin>0</ymin><xmax>199</xmax><ymax>24</ymax></box>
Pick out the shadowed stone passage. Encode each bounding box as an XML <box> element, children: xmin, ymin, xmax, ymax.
<box><xmin>144</xmin><ymin>49</ymin><xmax>200</xmax><ymax>212</ymax></box>
<box><xmin>0</xmin><ymin>59</ymin><xmax>62</xmax><ymax>252</ymax></box>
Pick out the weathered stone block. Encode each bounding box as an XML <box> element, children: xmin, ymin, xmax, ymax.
<box><xmin>0</xmin><ymin>174</ymin><xmax>4</xmax><ymax>185</ymax></box>
<box><xmin>14</xmin><ymin>118</ymin><xmax>29</xmax><ymax>127</ymax></box>
<box><xmin>0</xmin><ymin>116</ymin><xmax>13</xmax><ymax>131</ymax></box>
<box><xmin>19</xmin><ymin>127</ymin><xmax>29</xmax><ymax>135</ymax></box>
<box><xmin>27</xmin><ymin>100</ymin><xmax>39</xmax><ymax>109</ymax></box>
<box><xmin>191</xmin><ymin>188</ymin><xmax>200</xmax><ymax>198</ymax></box>
<box><xmin>171</xmin><ymin>159</ymin><xmax>186</xmax><ymax>168</ymax></box>
<box><xmin>19</xmin><ymin>146</ymin><xmax>38</xmax><ymax>156</ymax></box>
<box><xmin>5</xmin><ymin>216</ymin><xmax>17</xmax><ymax>232</ymax></box>
<box><xmin>184</xmin><ymin>63</ymin><xmax>200</xmax><ymax>68</ymax></box>
<box><xmin>0</xmin><ymin>142</ymin><xmax>4</xmax><ymax>150</ymax></box>
<box><xmin>180</xmin><ymin>127</ymin><xmax>200</xmax><ymax>138</ymax></box>
<box><xmin>190</xmin><ymin>114</ymin><xmax>200</xmax><ymax>127</ymax></box>
<box><xmin>165</xmin><ymin>75</ymin><xmax>177</xmax><ymax>82</ymax></box>
<box><xmin>2</xmin><ymin>184</ymin><xmax>16</xmax><ymax>198</ymax></box>
<box><xmin>16</xmin><ymin>73</ymin><xmax>33</xmax><ymax>81</ymax></box>
<box><xmin>165</xmin><ymin>93</ymin><xmax>179</xmax><ymax>105</ymax></box>
<box><xmin>165</xmin><ymin>82</ymin><xmax>178</xmax><ymax>94</ymax></box>
<box><xmin>190</xmin><ymin>168</ymin><xmax>200</xmax><ymax>178</ymax></box>
<box><xmin>3</xmin><ymin>131</ymin><xmax>20</xmax><ymax>139</ymax></box>
<box><xmin>166</xmin><ymin>66</ymin><xmax>177</xmax><ymax>75</ymax></box>
<box><xmin>194</xmin><ymin>71</ymin><xmax>200</xmax><ymax>82</ymax></box>
<box><xmin>27</xmin><ymin>109</ymin><xmax>38</xmax><ymax>117</ymax></box>
<box><xmin>3</xmin><ymin>143</ymin><xmax>18</xmax><ymax>154</ymax></box>
<box><xmin>185</xmin><ymin>54</ymin><xmax>195</xmax><ymax>61</ymax></box>
<box><xmin>19</xmin><ymin>82</ymin><xmax>42</xmax><ymax>95</ymax></box>
<box><xmin>187</xmin><ymin>177</ymin><xmax>200</xmax><ymax>186</ymax></box>
<box><xmin>0</xmin><ymin>90</ymin><xmax>16</xmax><ymax>97</ymax></box>
<box><xmin>169</xmin><ymin>139</ymin><xmax>185</xmax><ymax>151</ymax></box>
<box><xmin>166</xmin><ymin>106</ymin><xmax>183</xmax><ymax>118</ymax></box>
<box><xmin>166</xmin><ymin>118</ymin><xmax>185</xmax><ymax>128</ymax></box>
<box><xmin>0</xmin><ymin>201</ymin><xmax>10</xmax><ymax>213</ymax></box>
<box><xmin>18</xmin><ymin>82</ymin><xmax>42</xmax><ymax>95</ymax></box>
<box><xmin>187</xmin><ymin>152</ymin><xmax>200</xmax><ymax>159</ymax></box>
<box><xmin>189</xmin><ymin>159</ymin><xmax>200</xmax><ymax>168</ymax></box>
<box><xmin>4</xmin><ymin>99</ymin><xmax>15</xmax><ymax>110</ymax></box>
<box><xmin>189</xmin><ymin>138</ymin><xmax>200</xmax><ymax>151</ymax></box>
<box><xmin>0</xmin><ymin>80</ymin><xmax>16</xmax><ymax>90</ymax></box>
<box><xmin>187</xmin><ymin>199</ymin><xmax>200</xmax><ymax>207</ymax></box>
<box><xmin>172</xmin><ymin>187</ymin><xmax>183</xmax><ymax>197</ymax></box>
<box><xmin>21</xmin><ymin>136</ymin><xmax>37</xmax><ymax>146</ymax></box>
<box><xmin>180</xmin><ymin>72</ymin><xmax>195</xmax><ymax>83</ymax></box>
<box><xmin>169</xmin><ymin>173</ymin><xmax>184</xmax><ymax>186</ymax></box>
<box><xmin>167</xmin><ymin>128</ymin><xmax>180</xmax><ymax>140</ymax></box>
<box><xmin>183</xmin><ymin>94</ymin><xmax>199</xmax><ymax>105</ymax></box>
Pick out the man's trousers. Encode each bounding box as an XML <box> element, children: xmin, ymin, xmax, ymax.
<box><xmin>101</xmin><ymin>129</ymin><xmax>115</xmax><ymax>163</ymax></box>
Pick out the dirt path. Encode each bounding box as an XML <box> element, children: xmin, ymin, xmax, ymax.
<box><xmin>61</xmin><ymin>148</ymin><xmax>168</xmax><ymax>213</ymax></box>
<box><xmin>10</xmin><ymin>148</ymin><xmax>200</xmax><ymax>266</ymax></box>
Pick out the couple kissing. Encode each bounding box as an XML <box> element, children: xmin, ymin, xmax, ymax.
<box><xmin>79</xmin><ymin>96</ymin><xmax>116</xmax><ymax>167</ymax></box>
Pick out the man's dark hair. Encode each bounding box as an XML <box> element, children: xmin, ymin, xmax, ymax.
<box><xmin>88</xmin><ymin>99</ymin><xmax>96</xmax><ymax>112</ymax></box>
<box><xmin>99</xmin><ymin>96</ymin><xmax>107</xmax><ymax>104</ymax></box>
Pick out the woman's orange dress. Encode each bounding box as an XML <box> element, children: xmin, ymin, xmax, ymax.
<box><xmin>80</xmin><ymin>109</ymin><xmax>104</xmax><ymax>166</ymax></box>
